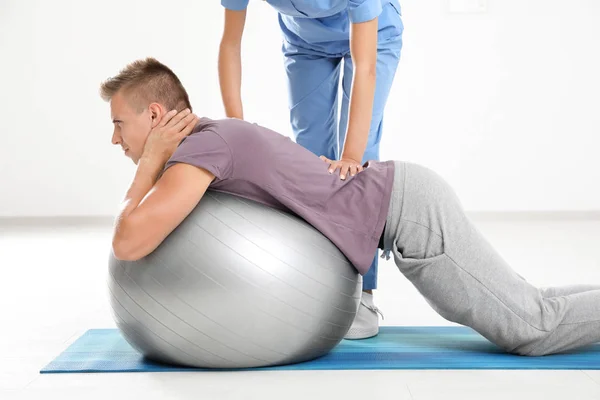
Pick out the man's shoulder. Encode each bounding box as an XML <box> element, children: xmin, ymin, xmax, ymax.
<box><xmin>190</xmin><ymin>117</ymin><xmax>288</xmax><ymax>152</ymax></box>
<box><xmin>194</xmin><ymin>116</ymin><xmax>253</xmax><ymax>135</ymax></box>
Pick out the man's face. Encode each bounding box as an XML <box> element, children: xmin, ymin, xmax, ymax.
<box><xmin>110</xmin><ymin>91</ymin><xmax>153</xmax><ymax>164</ymax></box>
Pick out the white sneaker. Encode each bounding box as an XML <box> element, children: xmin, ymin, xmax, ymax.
<box><xmin>344</xmin><ymin>292</ymin><xmax>383</xmax><ymax>340</ymax></box>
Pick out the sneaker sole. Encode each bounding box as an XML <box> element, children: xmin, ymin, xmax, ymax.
<box><xmin>343</xmin><ymin>327</ymin><xmax>379</xmax><ymax>340</ymax></box>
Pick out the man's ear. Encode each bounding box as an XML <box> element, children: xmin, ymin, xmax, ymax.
<box><xmin>148</xmin><ymin>103</ymin><xmax>164</xmax><ymax>128</ymax></box>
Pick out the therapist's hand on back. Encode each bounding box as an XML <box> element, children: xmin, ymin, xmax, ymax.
<box><xmin>320</xmin><ymin>156</ymin><xmax>364</xmax><ymax>180</ymax></box>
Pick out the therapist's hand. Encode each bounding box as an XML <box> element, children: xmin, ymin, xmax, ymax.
<box><xmin>320</xmin><ymin>156</ymin><xmax>364</xmax><ymax>180</ymax></box>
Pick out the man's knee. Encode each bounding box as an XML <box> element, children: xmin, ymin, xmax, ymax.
<box><xmin>503</xmin><ymin>329</ymin><xmax>552</xmax><ymax>356</ymax></box>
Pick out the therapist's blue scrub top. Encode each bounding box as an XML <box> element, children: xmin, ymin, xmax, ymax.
<box><xmin>221</xmin><ymin>0</ymin><xmax>403</xmax><ymax>55</ymax></box>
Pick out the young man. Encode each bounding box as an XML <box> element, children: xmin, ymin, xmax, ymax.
<box><xmin>102</xmin><ymin>57</ymin><xmax>600</xmax><ymax>356</ymax></box>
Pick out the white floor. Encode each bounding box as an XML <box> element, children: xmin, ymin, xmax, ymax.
<box><xmin>1</xmin><ymin>215</ymin><xmax>600</xmax><ymax>400</ymax></box>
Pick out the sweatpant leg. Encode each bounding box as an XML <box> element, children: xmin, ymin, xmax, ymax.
<box><xmin>542</xmin><ymin>285</ymin><xmax>600</xmax><ymax>297</ymax></box>
<box><xmin>383</xmin><ymin>161</ymin><xmax>600</xmax><ymax>356</ymax></box>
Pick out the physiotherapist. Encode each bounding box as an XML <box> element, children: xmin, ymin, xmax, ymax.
<box><xmin>218</xmin><ymin>0</ymin><xmax>404</xmax><ymax>340</ymax></box>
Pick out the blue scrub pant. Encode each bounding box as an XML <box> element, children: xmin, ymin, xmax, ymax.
<box><xmin>283</xmin><ymin>37</ymin><xmax>402</xmax><ymax>290</ymax></box>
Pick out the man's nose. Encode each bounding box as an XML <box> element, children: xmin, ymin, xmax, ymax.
<box><xmin>111</xmin><ymin>130</ymin><xmax>121</xmax><ymax>145</ymax></box>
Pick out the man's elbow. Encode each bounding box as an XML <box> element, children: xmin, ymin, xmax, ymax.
<box><xmin>112</xmin><ymin>238</ymin><xmax>144</xmax><ymax>262</ymax></box>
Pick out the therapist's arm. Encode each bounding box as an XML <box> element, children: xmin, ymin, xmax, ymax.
<box><xmin>340</xmin><ymin>18</ymin><xmax>378</xmax><ymax>164</ymax></box>
<box><xmin>218</xmin><ymin>8</ymin><xmax>247</xmax><ymax>119</ymax></box>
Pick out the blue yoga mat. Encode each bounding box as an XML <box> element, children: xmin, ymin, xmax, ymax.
<box><xmin>40</xmin><ymin>326</ymin><xmax>600</xmax><ymax>373</ymax></box>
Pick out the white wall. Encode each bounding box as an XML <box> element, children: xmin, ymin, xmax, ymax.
<box><xmin>0</xmin><ymin>0</ymin><xmax>599</xmax><ymax>217</ymax></box>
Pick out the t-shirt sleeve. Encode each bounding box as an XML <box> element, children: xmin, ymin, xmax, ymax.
<box><xmin>164</xmin><ymin>131</ymin><xmax>234</xmax><ymax>180</ymax></box>
<box><xmin>221</xmin><ymin>0</ymin><xmax>249</xmax><ymax>10</ymax></box>
<box><xmin>348</xmin><ymin>0</ymin><xmax>383</xmax><ymax>23</ymax></box>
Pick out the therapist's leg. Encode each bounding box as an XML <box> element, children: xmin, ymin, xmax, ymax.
<box><xmin>283</xmin><ymin>44</ymin><xmax>342</xmax><ymax>160</ymax></box>
<box><xmin>339</xmin><ymin>41</ymin><xmax>402</xmax><ymax>339</ymax></box>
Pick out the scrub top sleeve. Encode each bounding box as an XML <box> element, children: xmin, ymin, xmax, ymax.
<box><xmin>221</xmin><ymin>0</ymin><xmax>249</xmax><ymax>10</ymax></box>
<box><xmin>348</xmin><ymin>0</ymin><xmax>383</xmax><ymax>23</ymax></box>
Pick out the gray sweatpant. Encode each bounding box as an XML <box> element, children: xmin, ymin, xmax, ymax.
<box><xmin>382</xmin><ymin>161</ymin><xmax>600</xmax><ymax>356</ymax></box>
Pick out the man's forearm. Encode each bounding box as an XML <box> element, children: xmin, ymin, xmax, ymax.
<box><xmin>113</xmin><ymin>156</ymin><xmax>166</xmax><ymax>244</ymax></box>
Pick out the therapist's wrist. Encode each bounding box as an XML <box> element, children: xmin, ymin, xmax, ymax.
<box><xmin>340</xmin><ymin>151</ymin><xmax>363</xmax><ymax>165</ymax></box>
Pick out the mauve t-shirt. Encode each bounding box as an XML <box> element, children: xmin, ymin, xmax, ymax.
<box><xmin>164</xmin><ymin>117</ymin><xmax>395</xmax><ymax>275</ymax></box>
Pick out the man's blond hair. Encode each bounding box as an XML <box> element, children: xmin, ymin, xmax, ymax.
<box><xmin>100</xmin><ymin>57</ymin><xmax>192</xmax><ymax>112</ymax></box>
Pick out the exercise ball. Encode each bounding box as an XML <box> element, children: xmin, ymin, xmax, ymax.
<box><xmin>108</xmin><ymin>190</ymin><xmax>362</xmax><ymax>369</ymax></box>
